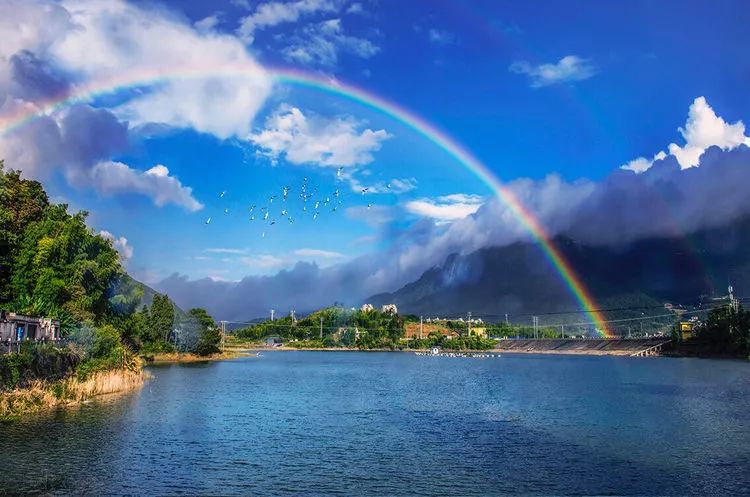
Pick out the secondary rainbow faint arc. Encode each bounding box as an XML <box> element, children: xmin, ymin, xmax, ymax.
<box><xmin>0</xmin><ymin>64</ymin><xmax>611</xmax><ymax>335</ymax></box>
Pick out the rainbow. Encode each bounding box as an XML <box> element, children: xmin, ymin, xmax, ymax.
<box><xmin>0</xmin><ymin>64</ymin><xmax>611</xmax><ymax>335</ymax></box>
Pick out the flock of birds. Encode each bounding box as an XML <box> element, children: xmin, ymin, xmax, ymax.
<box><xmin>204</xmin><ymin>167</ymin><xmax>394</xmax><ymax>238</ymax></box>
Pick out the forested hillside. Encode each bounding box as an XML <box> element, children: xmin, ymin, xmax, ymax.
<box><xmin>0</xmin><ymin>163</ymin><xmax>220</xmax><ymax>395</ymax></box>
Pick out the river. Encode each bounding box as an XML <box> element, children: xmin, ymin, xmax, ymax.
<box><xmin>1</xmin><ymin>351</ymin><xmax>749</xmax><ymax>495</ymax></box>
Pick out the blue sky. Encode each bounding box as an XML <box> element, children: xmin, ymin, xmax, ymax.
<box><xmin>1</xmin><ymin>0</ymin><xmax>749</xmax><ymax>298</ymax></box>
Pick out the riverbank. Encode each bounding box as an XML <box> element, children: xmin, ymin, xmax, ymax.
<box><xmin>256</xmin><ymin>337</ymin><xmax>675</xmax><ymax>357</ymax></box>
<box><xmin>144</xmin><ymin>350</ymin><xmax>249</xmax><ymax>364</ymax></box>
<box><xmin>0</xmin><ymin>368</ymin><xmax>149</xmax><ymax>420</ymax></box>
<box><xmin>270</xmin><ymin>346</ymin><xmax>637</xmax><ymax>356</ymax></box>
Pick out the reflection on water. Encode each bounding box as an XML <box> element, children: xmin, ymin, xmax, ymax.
<box><xmin>1</xmin><ymin>352</ymin><xmax>749</xmax><ymax>495</ymax></box>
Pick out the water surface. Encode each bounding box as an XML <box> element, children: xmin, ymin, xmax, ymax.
<box><xmin>1</xmin><ymin>351</ymin><xmax>749</xmax><ymax>495</ymax></box>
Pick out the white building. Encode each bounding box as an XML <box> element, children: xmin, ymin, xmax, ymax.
<box><xmin>0</xmin><ymin>312</ymin><xmax>61</xmax><ymax>342</ymax></box>
<box><xmin>360</xmin><ymin>303</ymin><xmax>375</xmax><ymax>312</ymax></box>
<box><xmin>381</xmin><ymin>304</ymin><xmax>398</xmax><ymax>315</ymax></box>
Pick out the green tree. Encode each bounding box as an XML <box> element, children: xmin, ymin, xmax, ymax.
<box><xmin>0</xmin><ymin>164</ymin><xmax>50</xmax><ymax>303</ymax></box>
<box><xmin>696</xmin><ymin>303</ymin><xmax>750</xmax><ymax>355</ymax></box>
<box><xmin>147</xmin><ymin>294</ymin><xmax>175</xmax><ymax>344</ymax></box>
<box><xmin>9</xmin><ymin>203</ymin><xmax>121</xmax><ymax>322</ymax></box>
<box><xmin>189</xmin><ymin>308</ymin><xmax>221</xmax><ymax>356</ymax></box>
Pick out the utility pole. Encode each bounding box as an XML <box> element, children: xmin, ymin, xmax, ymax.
<box><xmin>505</xmin><ymin>313</ymin><xmax>509</xmax><ymax>325</ymax></box>
<box><xmin>320</xmin><ymin>317</ymin><xmax>323</xmax><ymax>339</ymax></box>
<box><xmin>220</xmin><ymin>320</ymin><xmax>226</xmax><ymax>352</ymax></box>
<box><xmin>628</xmin><ymin>326</ymin><xmax>631</xmax><ymax>339</ymax></box>
<box><xmin>270</xmin><ymin>309</ymin><xmax>275</xmax><ymax>321</ymax></box>
<box><xmin>561</xmin><ymin>324</ymin><xmax>565</xmax><ymax>339</ymax></box>
<box><xmin>467</xmin><ymin>312</ymin><xmax>472</xmax><ymax>337</ymax></box>
<box><xmin>533</xmin><ymin>316</ymin><xmax>538</xmax><ymax>339</ymax></box>
<box><xmin>420</xmin><ymin>315</ymin><xmax>423</xmax><ymax>339</ymax></box>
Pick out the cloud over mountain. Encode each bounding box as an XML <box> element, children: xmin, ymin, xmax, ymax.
<box><xmin>156</xmin><ymin>100</ymin><xmax>750</xmax><ymax>319</ymax></box>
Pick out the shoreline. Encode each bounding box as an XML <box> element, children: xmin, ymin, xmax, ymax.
<box><xmin>255</xmin><ymin>346</ymin><xmax>632</xmax><ymax>356</ymax></box>
<box><xmin>255</xmin><ymin>345</ymin><xmax>746</xmax><ymax>359</ymax></box>
<box><xmin>144</xmin><ymin>351</ymin><xmax>245</xmax><ymax>364</ymax></box>
<box><xmin>0</xmin><ymin>369</ymin><xmax>149</xmax><ymax>420</ymax></box>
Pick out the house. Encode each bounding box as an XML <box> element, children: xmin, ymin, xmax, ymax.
<box><xmin>0</xmin><ymin>312</ymin><xmax>61</xmax><ymax>342</ymax></box>
<box><xmin>360</xmin><ymin>303</ymin><xmax>374</xmax><ymax>312</ymax></box>
<box><xmin>469</xmin><ymin>327</ymin><xmax>488</xmax><ymax>338</ymax></box>
<box><xmin>678</xmin><ymin>321</ymin><xmax>695</xmax><ymax>341</ymax></box>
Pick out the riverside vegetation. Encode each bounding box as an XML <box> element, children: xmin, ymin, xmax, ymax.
<box><xmin>0</xmin><ymin>164</ymin><xmax>222</xmax><ymax>418</ymax></box>
<box><xmin>232</xmin><ymin>306</ymin><xmax>497</xmax><ymax>351</ymax></box>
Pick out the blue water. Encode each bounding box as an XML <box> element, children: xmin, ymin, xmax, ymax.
<box><xmin>1</xmin><ymin>351</ymin><xmax>749</xmax><ymax>495</ymax></box>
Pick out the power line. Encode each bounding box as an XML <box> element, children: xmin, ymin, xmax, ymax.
<box><xmin>220</xmin><ymin>296</ymin><xmax>745</xmax><ymax>329</ymax></box>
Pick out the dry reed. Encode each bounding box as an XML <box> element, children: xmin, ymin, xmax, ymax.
<box><xmin>0</xmin><ymin>369</ymin><xmax>149</xmax><ymax>419</ymax></box>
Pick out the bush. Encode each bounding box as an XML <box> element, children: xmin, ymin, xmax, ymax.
<box><xmin>139</xmin><ymin>341</ymin><xmax>176</xmax><ymax>355</ymax></box>
<box><xmin>0</xmin><ymin>345</ymin><xmax>79</xmax><ymax>390</ymax></box>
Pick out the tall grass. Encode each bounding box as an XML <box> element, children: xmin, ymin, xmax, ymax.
<box><xmin>0</xmin><ymin>369</ymin><xmax>149</xmax><ymax>419</ymax></box>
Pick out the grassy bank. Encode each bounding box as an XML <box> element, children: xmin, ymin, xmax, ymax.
<box><xmin>144</xmin><ymin>351</ymin><xmax>244</xmax><ymax>363</ymax></box>
<box><xmin>0</xmin><ymin>368</ymin><xmax>149</xmax><ymax>420</ymax></box>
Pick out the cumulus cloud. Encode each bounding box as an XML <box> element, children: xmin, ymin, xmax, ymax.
<box><xmin>0</xmin><ymin>103</ymin><xmax>129</xmax><ymax>182</ymax></box>
<box><xmin>0</xmin><ymin>0</ymin><xmax>271</xmax><ymax>140</ymax></box>
<box><xmin>0</xmin><ymin>0</ymin><xmax>279</xmax><ymax>209</ymax></box>
<box><xmin>281</xmin><ymin>18</ymin><xmax>379</xmax><ymax>67</ymax></box>
<box><xmin>99</xmin><ymin>230</ymin><xmax>134</xmax><ymax>262</ymax></box>
<box><xmin>90</xmin><ymin>161</ymin><xmax>203</xmax><ymax>212</ymax></box>
<box><xmin>404</xmin><ymin>194</ymin><xmax>484</xmax><ymax>222</ymax></box>
<box><xmin>510</xmin><ymin>55</ymin><xmax>597</xmax><ymax>88</ymax></box>
<box><xmin>47</xmin><ymin>0</ymin><xmax>272</xmax><ymax>139</ymax></box>
<box><xmin>237</xmin><ymin>0</ymin><xmax>340</xmax><ymax>43</ymax></box>
<box><xmin>249</xmin><ymin>106</ymin><xmax>391</xmax><ymax>167</ymax></box>
<box><xmin>621</xmin><ymin>97</ymin><xmax>750</xmax><ymax>172</ymax></box>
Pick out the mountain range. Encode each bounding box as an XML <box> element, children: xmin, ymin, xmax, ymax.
<box><xmin>368</xmin><ymin>217</ymin><xmax>750</xmax><ymax>325</ymax></box>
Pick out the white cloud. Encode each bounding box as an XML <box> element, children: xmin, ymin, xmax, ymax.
<box><xmin>249</xmin><ymin>106</ymin><xmax>391</xmax><ymax>167</ymax></box>
<box><xmin>428</xmin><ymin>28</ymin><xmax>455</xmax><ymax>45</ymax></box>
<box><xmin>282</xmin><ymin>18</ymin><xmax>379</xmax><ymax>67</ymax></box>
<box><xmin>621</xmin><ymin>151</ymin><xmax>667</xmax><ymax>173</ymax></box>
<box><xmin>195</xmin><ymin>14</ymin><xmax>221</xmax><ymax>32</ymax></box>
<box><xmin>205</xmin><ymin>248</ymin><xmax>248</xmax><ymax>255</ymax></box>
<box><xmin>240</xmin><ymin>254</ymin><xmax>287</xmax><ymax>269</ymax></box>
<box><xmin>44</xmin><ymin>0</ymin><xmax>272</xmax><ymax>139</ymax></box>
<box><xmin>510</xmin><ymin>55</ymin><xmax>597</xmax><ymax>88</ymax></box>
<box><xmin>99</xmin><ymin>230</ymin><xmax>134</xmax><ymax>262</ymax></box>
<box><xmin>668</xmin><ymin>97</ymin><xmax>750</xmax><ymax>168</ymax></box>
<box><xmin>346</xmin><ymin>3</ymin><xmax>364</xmax><ymax>14</ymax></box>
<box><xmin>345</xmin><ymin>174</ymin><xmax>418</xmax><ymax>194</ymax></box>
<box><xmin>621</xmin><ymin>97</ymin><xmax>750</xmax><ymax>173</ymax></box>
<box><xmin>294</xmin><ymin>248</ymin><xmax>344</xmax><ymax>258</ymax></box>
<box><xmin>237</xmin><ymin>0</ymin><xmax>340</xmax><ymax>43</ymax></box>
<box><xmin>404</xmin><ymin>194</ymin><xmax>485</xmax><ymax>222</ymax></box>
<box><xmin>90</xmin><ymin>161</ymin><xmax>203</xmax><ymax>212</ymax></box>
